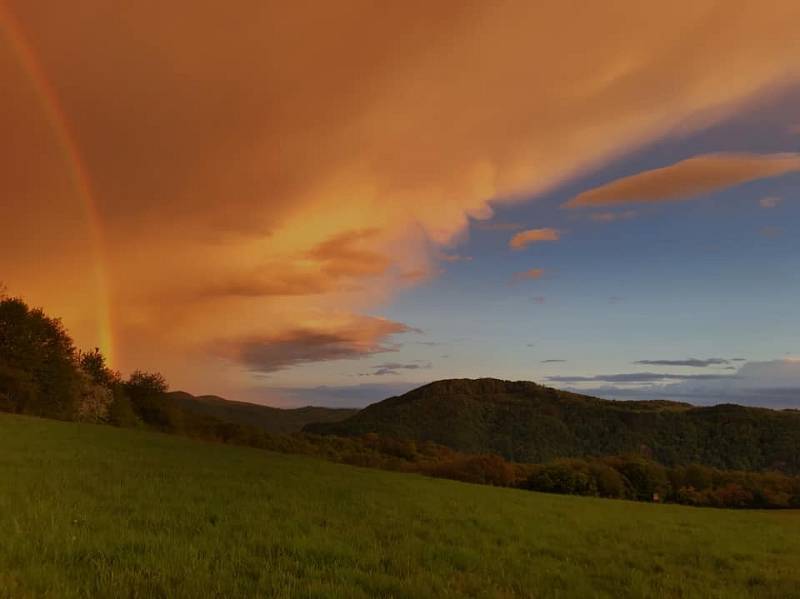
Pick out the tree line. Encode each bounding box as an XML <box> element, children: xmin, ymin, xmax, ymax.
<box><xmin>2</xmin><ymin>292</ymin><xmax>799</xmax><ymax>510</ymax></box>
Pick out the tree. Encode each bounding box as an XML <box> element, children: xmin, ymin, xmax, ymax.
<box><xmin>124</xmin><ymin>371</ymin><xmax>180</xmax><ymax>431</ymax></box>
<box><xmin>526</xmin><ymin>460</ymin><xmax>598</xmax><ymax>496</ymax></box>
<box><xmin>79</xmin><ymin>348</ymin><xmax>118</xmax><ymax>388</ymax></box>
<box><xmin>613</xmin><ymin>457</ymin><xmax>670</xmax><ymax>501</ymax></box>
<box><xmin>0</xmin><ymin>296</ymin><xmax>81</xmax><ymax>418</ymax></box>
<box><xmin>588</xmin><ymin>461</ymin><xmax>629</xmax><ymax>498</ymax></box>
<box><xmin>126</xmin><ymin>370</ymin><xmax>168</xmax><ymax>396</ymax></box>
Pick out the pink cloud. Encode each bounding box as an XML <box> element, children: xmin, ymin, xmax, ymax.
<box><xmin>509</xmin><ymin>228</ymin><xmax>560</xmax><ymax>250</ymax></box>
<box><xmin>565</xmin><ymin>153</ymin><xmax>800</xmax><ymax>208</ymax></box>
<box><xmin>514</xmin><ymin>268</ymin><xmax>545</xmax><ymax>281</ymax></box>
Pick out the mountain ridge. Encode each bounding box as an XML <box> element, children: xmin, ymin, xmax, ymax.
<box><xmin>304</xmin><ymin>378</ymin><xmax>800</xmax><ymax>472</ymax></box>
<box><xmin>167</xmin><ymin>391</ymin><xmax>357</xmax><ymax>435</ymax></box>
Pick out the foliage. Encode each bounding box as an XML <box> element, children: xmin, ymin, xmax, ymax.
<box><xmin>107</xmin><ymin>385</ymin><xmax>140</xmax><ymax>428</ymax></box>
<box><xmin>525</xmin><ymin>460</ymin><xmax>598</xmax><ymax>496</ymax></box>
<box><xmin>521</xmin><ymin>456</ymin><xmax>800</xmax><ymax>509</ymax></box>
<box><xmin>0</xmin><ymin>296</ymin><xmax>81</xmax><ymax>418</ymax></box>
<box><xmin>2</xmin><ymin>294</ymin><xmax>800</xmax><ymax>512</ymax></box>
<box><xmin>306</xmin><ymin>378</ymin><xmax>800</xmax><ymax>474</ymax></box>
<box><xmin>78</xmin><ymin>347</ymin><xmax>119</xmax><ymax>388</ymax></box>
<box><xmin>124</xmin><ymin>371</ymin><xmax>179</xmax><ymax>431</ymax></box>
<box><xmin>74</xmin><ymin>371</ymin><xmax>113</xmax><ymax>423</ymax></box>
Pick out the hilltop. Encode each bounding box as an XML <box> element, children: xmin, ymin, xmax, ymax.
<box><xmin>305</xmin><ymin>378</ymin><xmax>800</xmax><ymax>472</ymax></box>
<box><xmin>167</xmin><ymin>391</ymin><xmax>357</xmax><ymax>434</ymax></box>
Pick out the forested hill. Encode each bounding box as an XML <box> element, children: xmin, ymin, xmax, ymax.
<box><xmin>304</xmin><ymin>378</ymin><xmax>800</xmax><ymax>473</ymax></box>
<box><xmin>167</xmin><ymin>391</ymin><xmax>357</xmax><ymax>435</ymax></box>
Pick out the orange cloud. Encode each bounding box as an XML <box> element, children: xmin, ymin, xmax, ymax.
<box><xmin>438</xmin><ymin>253</ymin><xmax>473</xmax><ymax>263</ymax></box>
<box><xmin>515</xmin><ymin>268</ymin><xmax>545</xmax><ymax>281</ymax></box>
<box><xmin>509</xmin><ymin>228</ymin><xmax>561</xmax><ymax>250</ymax></box>
<box><xmin>590</xmin><ymin>211</ymin><xmax>637</xmax><ymax>223</ymax></box>
<box><xmin>3</xmin><ymin>2</ymin><xmax>800</xmax><ymax>396</ymax></box>
<box><xmin>564</xmin><ymin>153</ymin><xmax>800</xmax><ymax>208</ymax></box>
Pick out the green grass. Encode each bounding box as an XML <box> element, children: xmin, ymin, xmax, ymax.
<box><xmin>1</xmin><ymin>414</ymin><xmax>799</xmax><ymax>598</ymax></box>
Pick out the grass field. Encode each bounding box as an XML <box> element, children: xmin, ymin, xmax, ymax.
<box><xmin>1</xmin><ymin>414</ymin><xmax>799</xmax><ymax>598</ymax></box>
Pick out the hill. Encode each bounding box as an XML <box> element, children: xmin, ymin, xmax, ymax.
<box><xmin>2</xmin><ymin>413</ymin><xmax>799</xmax><ymax>598</ymax></box>
<box><xmin>305</xmin><ymin>378</ymin><xmax>800</xmax><ymax>473</ymax></box>
<box><xmin>167</xmin><ymin>391</ymin><xmax>357</xmax><ymax>434</ymax></box>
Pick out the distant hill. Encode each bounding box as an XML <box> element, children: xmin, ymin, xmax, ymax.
<box><xmin>305</xmin><ymin>378</ymin><xmax>800</xmax><ymax>473</ymax></box>
<box><xmin>167</xmin><ymin>391</ymin><xmax>357</xmax><ymax>435</ymax></box>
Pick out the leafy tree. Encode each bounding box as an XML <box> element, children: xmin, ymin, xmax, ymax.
<box><xmin>588</xmin><ymin>461</ymin><xmax>629</xmax><ymax>498</ymax></box>
<box><xmin>526</xmin><ymin>460</ymin><xmax>597</xmax><ymax>496</ymax></box>
<box><xmin>107</xmin><ymin>386</ymin><xmax>140</xmax><ymax>427</ymax></box>
<box><xmin>0</xmin><ymin>296</ymin><xmax>81</xmax><ymax>418</ymax></box>
<box><xmin>612</xmin><ymin>457</ymin><xmax>669</xmax><ymax>501</ymax></box>
<box><xmin>124</xmin><ymin>371</ymin><xmax>180</xmax><ymax>431</ymax></box>
<box><xmin>79</xmin><ymin>348</ymin><xmax>119</xmax><ymax>388</ymax></box>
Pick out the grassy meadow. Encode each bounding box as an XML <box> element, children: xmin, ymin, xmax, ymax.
<box><xmin>1</xmin><ymin>414</ymin><xmax>799</xmax><ymax>598</ymax></box>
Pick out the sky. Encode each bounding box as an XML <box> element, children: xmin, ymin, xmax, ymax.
<box><xmin>1</xmin><ymin>1</ymin><xmax>799</xmax><ymax>408</ymax></box>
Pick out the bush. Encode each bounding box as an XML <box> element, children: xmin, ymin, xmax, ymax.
<box><xmin>124</xmin><ymin>371</ymin><xmax>181</xmax><ymax>431</ymax></box>
<box><xmin>526</xmin><ymin>460</ymin><xmax>598</xmax><ymax>496</ymax></box>
<box><xmin>74</xmin><ymin>371</ymin><xmax>113</xmax><ymax>423</ymax></box>
<box><xmin>588</xmin><ymin>461</ymin><xmax>629</xmax><ymax>498</ymax></box>
<box><xmin>107</xmin><ymin>386</ymin><xmax>140</xmax><ymax>427</ymax></box>
<box><xmin>424</xmin><ymin>453</ymin><xmax>517</xmax><ymax>486</ymax></box>
<box><xmin>612</xmin><ymin>458</ymin><xmax>669</xmax><ymax>501</ymax></box>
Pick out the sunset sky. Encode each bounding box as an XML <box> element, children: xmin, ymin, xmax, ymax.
<box><xmin>2</xmin><ymin>1</ymin><xmax>799</xmax><ymax>407</ymax></box>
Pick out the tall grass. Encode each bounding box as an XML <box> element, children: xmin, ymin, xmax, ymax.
<box><xmin>1</xmin><ymin>413</ymin><xmax>798</xmax><ymax>598</ymax></box>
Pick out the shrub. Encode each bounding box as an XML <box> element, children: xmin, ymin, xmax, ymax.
<box><xmin>107</xmin><ymin>387</ymin><xmax>140</xmax><ymax>427</ymax></box>
<box><xmin>613</xmin><ymin>458</ymin><xmax>669</xmax><ymax>501</ymax></box>
<box><xmin>588</xmin><ymin>461</ymin><xmax>629</xmax><ymax>498</ymax></box>
<box><xmin>526</xmin><ymin>461</ymin><xmax>598</xmax><ymax>496</ymax></box>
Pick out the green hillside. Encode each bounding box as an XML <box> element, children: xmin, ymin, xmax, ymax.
<box><xmin>1</xmin><ymin>413</ymin><xmax>799</xmax><ymax>598</ymax></box>
<box><xmin>305</xmin><ymin>378</ymin><xmax>800</xmax><ymax>472</ymax></box>
<box><xmin>167</xmin><ymin>391</ymin><xmax>357</xmax><ymax>434</ymax></box>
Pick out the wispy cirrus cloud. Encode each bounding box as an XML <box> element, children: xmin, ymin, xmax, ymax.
<box><xmin>438</xmin><ymin>252</ymin><xmax>473</xmax><ymax>263</ymax></box>
<box><xmin>589</xmin><ymin>210</ymin><xmax>636</xmax><ymax>223</ymax></box>
<box><xmin>759</xmin><ymin>196</ymin><xmax>782</xmax><ymax>209</ymax></box>
<box><xmin>509</xmin><ymin>228</ymin><xmax>560</xmax><ymax>250</ymax></box>
<box><xmin>564</xmin><ymin>153</ymin><xmax>800</xmax><ymax>208</ymax></box>
<box><xmin>365</xmin><ymin>361</ymin><xmax>432</xmax><ymax>376</ymax></box>
<box><xmin>556</xmin><ymin>360</ymin><xmax>800</xmax><ymax>408</ymax></box>
<box><xmin>547</xmin><ymin>372</ymin><xmax>735</xmax><ymax>383</ymax></box>
<box><xmin>634</xmin><ymin>358</ymin><xmax>730</xmax><ymax>367</ymax></box>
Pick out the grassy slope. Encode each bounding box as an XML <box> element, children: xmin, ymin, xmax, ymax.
<box><xmin>166</xmin><ymin>391</ymin><xmax>358</xmax><ymax>434</ymax></box>
<box><xmin>1</xmin><ymin>414</ymin><xmax>799</xmax><ymax>599</ymax></box>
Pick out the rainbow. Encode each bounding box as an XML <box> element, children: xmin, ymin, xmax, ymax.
<box><xmin>0</xmin><ymin>6</ymin><xmax>114</xmax><ymax>365</ymax></box>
